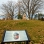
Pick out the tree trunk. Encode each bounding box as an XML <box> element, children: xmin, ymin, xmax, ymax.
<box><xmin>31</xmin><ymin>14</ymin><xmax>33</xmax><ymax>20</ymax></box>
<box><xmin>28</xmin><ymin>1</ymin><xmax>30</xmax><ymax>19</ymax></box>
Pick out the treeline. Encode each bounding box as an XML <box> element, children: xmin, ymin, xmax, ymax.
<box><xmin>34</xmin><ymin>13</ymin><xmax>44</xmax><ymax>21</ymax></box>
<box><xmin>38</xmin><ymin>13</ymin><xmax>44</xmax><ymax>21</ymax></box>
<box><xmin>0</xmin><ymin>0</ymin><xmax>44</xmax><ymax>20</ymax></box>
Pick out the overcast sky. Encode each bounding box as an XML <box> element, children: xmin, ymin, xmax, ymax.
<box><xmin>0</xmin><ymin>0</ymin><xmax>18</xmax><ymax>15</ymax></box>
<box><xmin>0</xmin><ymin>0</ymin><xmax>44</xmax><ymax>15</ymax></box>
<box><xmin>0</xmin><ymin>0</ymin><xmax>18</xmax><ymax>5</ymax></box>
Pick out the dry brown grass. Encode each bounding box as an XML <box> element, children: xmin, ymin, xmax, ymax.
<box><xmin>0</xmin><ymin>20</ymin><xmax>44</xmax><ymax>43</ymax></box>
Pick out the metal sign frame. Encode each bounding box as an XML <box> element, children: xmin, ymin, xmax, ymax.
<box><xmin>1</xmin><ymin>30</ymin><xmax>30</xmax><ymax>44</ymax></box>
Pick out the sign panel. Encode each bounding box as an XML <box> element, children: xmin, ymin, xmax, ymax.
<box><xmin>3</xmin><ymin>30</ymin><xmax>29</xmax><ymax>42</ymax></box>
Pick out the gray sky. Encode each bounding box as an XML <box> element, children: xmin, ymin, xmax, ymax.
<box><xmin>0</xmin><ymin>0</ymin><xmax>44</xmax><ymax>19</ymax></box>
<box><xmin>0</xmin><ymin>0</ymin><xmax>44</xmax><ymax>15</ymax></box>
<box><xmin>0</xmin><ymin>0</ymin><xmax>18</xmax><ymax>5</ymax></box>
<box><xmin>0</xmin><ymin>0</ymin><xmax>18</xmax><ymax>15</ymax></box>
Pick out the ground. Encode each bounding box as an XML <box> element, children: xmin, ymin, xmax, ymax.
<box><xmin>0</xmin><ymin>20</ymin><xmax>44</xmax><ymax>43</ymax></box>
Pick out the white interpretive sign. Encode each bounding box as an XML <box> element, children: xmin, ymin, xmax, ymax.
<box><xmin>3</xmin><ymin>30</ymin><xmax>29</xmax><ymax>42</ymax></box>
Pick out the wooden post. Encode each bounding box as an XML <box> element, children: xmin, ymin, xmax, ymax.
<box><xmin>26</xmin><ymin>42</ymin><xmax>28</xmax><ymax>44</ymax></box>
<box><xmin>1</xmin><ymin>42</ymin><xmax>5</xmax><ymax>44</ymax></box>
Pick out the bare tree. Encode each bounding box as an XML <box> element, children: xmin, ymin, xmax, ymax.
<box><xmin>1</xmin><ymin>1</ymin><xmax>15</xmax><ymax>20</ymax></box>
<box><xmin>22</xmin><ymin>0</ymin><xmax>43</xmax><ymax>19</ymax></box>
<box><xmin>1</xmin><ymin>0</ymin><xmax>43</xmax><ymax>20</ymax></box>
<box><xmin>22</xmin><ymin>0</ymin><xmax>30</xmax><ymax>19</ymax></box>
<box><xmin>31</xmin><ymin>0</ymin><xmax>42</xmax><ymax>19</ymax></box>
<box><xmin>14</xmin><ymin>0</ymin><xmax>26</xmax><ymax>19</ymax></box>
<box><xmin>14</xmin><ymin>1</ymin><xmax>22</xmax><ymax>19</ymax></box>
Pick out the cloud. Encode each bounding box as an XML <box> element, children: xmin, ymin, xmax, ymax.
<box><xmin>0</xmin><ymin>0</ymin><xmax>18</xmax><ymax>5</ymax></box>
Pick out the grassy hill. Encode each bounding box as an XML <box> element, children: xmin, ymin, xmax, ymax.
<box><xmin>0</xmin><ymin>20</ymin><xmax>44</xmax><ymax>43</ymax></box>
